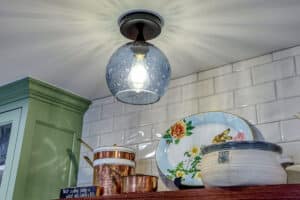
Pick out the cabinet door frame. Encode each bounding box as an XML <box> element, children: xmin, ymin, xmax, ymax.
<box><xmin>0</xmin><ymin>108</ymin><xmax>22</xmax><ymax>199</ymax></box>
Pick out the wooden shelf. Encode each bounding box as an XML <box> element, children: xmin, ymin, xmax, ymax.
<box><xmin>59</xmin><ymin>184</ymin><xmax>300</xmax><ymax>200</ymax></box>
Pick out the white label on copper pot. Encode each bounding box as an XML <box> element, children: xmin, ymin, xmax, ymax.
<box><xmin>93</xmin><ymin>158</ymin><xmax>135</xmax><ymax>167</ymax></box>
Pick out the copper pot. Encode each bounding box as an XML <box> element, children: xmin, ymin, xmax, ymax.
<box><xmin>92</xmin><ymin>146</ymin><xmax>136</xmax><ymax>196</ymax></box>
<box><xmin>121</xmin><ymin>175</ymin><xmax>158</xmax><ymax>193</ymax></box>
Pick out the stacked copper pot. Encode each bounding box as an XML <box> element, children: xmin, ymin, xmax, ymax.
<box><xmin>92</xmin><ymin>146</ymin><xmax>135</xmax><ymax>195</ymax></box>
<box><xmin>91</xmin><ymin>145</ymin><xmax>158</xmax><ymax>196</ymax></box>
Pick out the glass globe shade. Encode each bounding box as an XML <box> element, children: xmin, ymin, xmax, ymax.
<box><xmin>106</xmin><ymin>41</ymin><xmax>171</xmax><ymax>105</ymax></box>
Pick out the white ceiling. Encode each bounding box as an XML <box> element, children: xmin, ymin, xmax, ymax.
<box><xmin>1</xmin><ymin>0</ymin><xmax>300</xmax><ymax>99</ymax></box>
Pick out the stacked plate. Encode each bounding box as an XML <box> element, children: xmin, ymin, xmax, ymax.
<box><xmin>155</xmin><ymin>111</ymin><xmax>282</xmax><ymax>188</ymax></box>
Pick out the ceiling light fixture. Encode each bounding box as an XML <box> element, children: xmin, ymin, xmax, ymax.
<box><xmin>106</xmin><ymin>10</ymin><xmax>171</xmax><ymax>105</ymax></box>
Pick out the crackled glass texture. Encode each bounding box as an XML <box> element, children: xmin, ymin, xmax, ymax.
<box><xmin>106</xmin><ymin>41</ymin><xmax>171</xmax><ymax>105</ymax></box>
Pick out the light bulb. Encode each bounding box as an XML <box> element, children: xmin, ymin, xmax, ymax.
<box><xmin>128</xmin><ymin>54</ymin><xmax>150</xmax><ymax>92</ymax></box>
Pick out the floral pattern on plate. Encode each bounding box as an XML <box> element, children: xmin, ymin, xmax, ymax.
<box><xmin>163</xmin><ymin>119</ymin><xmax>194</xmax><ymax>144</ymax></box>
<box><xmin>167</xmin><ymin>146</ymin><xmax>202</xmax><ymax>181</ymax></box>
<box><xmin>166</xmin><ymin>128</ymin><xmax>246</xmax><ymax>182</ymax></box>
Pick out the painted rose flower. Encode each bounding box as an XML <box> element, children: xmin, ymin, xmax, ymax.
<box><xmin>233</xmin><ymin>132</ymin><xmax>245</xmax><ymax>141</ymax></box>
<box><xmin>163</xmin><ymin>119</ymin><xmax>194</xmax><ymax>144</ymax></box>
<box><xmin>170</xmin><ymin>120</ymin><xmax>186</xmax><ymax>139</ymax></box>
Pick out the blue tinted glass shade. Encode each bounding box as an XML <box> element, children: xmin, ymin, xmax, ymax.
<box><xmin>106</xmin><ymin>41</ymin><xmax>171</xmax><ymax>105</ymax></box>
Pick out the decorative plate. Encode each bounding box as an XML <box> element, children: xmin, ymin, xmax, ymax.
<box><xmin>156</xmin><ymin>112</ymin><xmax>253</xmax><ymax>186</ymax></box>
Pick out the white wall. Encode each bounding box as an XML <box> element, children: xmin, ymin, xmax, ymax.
<box><xmin>78</xmin><ymin>45</ymin><xmax>300</xmax><ymax>190</ymax></box>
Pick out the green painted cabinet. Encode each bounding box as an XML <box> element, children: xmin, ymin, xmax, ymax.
<box><xmin>0</xmin><ymin>77</ymin><xmax>91</xmax><ymax>200</ymax></box>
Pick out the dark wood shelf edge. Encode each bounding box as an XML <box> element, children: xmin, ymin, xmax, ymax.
<box><xmin>59</xmin><ymin>184</ymin><xmax>300</xmax><ymax>200</ymax></box>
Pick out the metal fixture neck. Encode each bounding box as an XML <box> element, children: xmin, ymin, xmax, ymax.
<box><xmin>136</xmin><ymin>23</ymin><xmax>145</xmax><ymax>41</ymax></box>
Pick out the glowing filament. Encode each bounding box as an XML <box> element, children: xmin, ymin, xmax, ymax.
<box><xmin>128</xmin><ymin>54</ymin><xmax>149</xmax><ymax>92</ymax></box>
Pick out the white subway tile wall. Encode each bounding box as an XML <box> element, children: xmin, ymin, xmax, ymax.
<box><xmin>101</xmin><ymin>102</ymin><xmax>123</xmax><ymax>119</ymax></box>
<box><xmin>280</xmin><ymin>142</ymin><xmax>300</xmax><ymax>164</ymax></box>
<box><xmin>135</xmin><ymin>159</ymin><xmax>152</xmax><ymax>174</ymax></box>
<box><xmin>214</xmin><ymin>70</ymin><xmax>252</xmax><ymax>93</ymax></box>
<box><xmin>140</xmin><ymin>106</ymin><xmax>167</xmax><ymax>125</ymax></box>
<box><xmin>124</xmin><ymin>125</ymin><xmax>152</xmax><ymax>145</ymax></box>
<box><xmin>89</xmin><ymin>118</ymin><xmax>113</xmax><ymax>135</ymax></box>
<box><xmin>234</xmin><ymin>82</ymin><xmax>276</xmax><ymax>107</ymax></box>
<box><xmin>280</xmin><ymin>119</ymin><xmax>300</xmax><ymax>142</ymax></box>
<box><xmin>257</xmin><ymin>97</ymin><xmax>300</xmax><ymax>123</ymax></box>
<box><xmin>169</xmin><ymin>74</ymin><xmax>198</xmax><ymax>88</ymax></box>
<box><xmin>255</xmin><ymin>122</ymin><xmax>281</xmax><ymax>143</ymax></box>
<box><xmin>78</xmin><ymin>45</ymin><xmax>300</xmax><ymax>190</ymax></box>
<box><xmin>84</xmin><ymin>106</ymin><xmax>101</xmax><ymax>123</ymax></box>
<box><xmin>252</xmin><ymin>58</ymin><xmax>295</xmax><ymax>84</ymax></box>
<box><xmin>272</xmin><ymin>46</ymin><xmax>300</xmax><ymax>60</ymax></box>
<box><xmin>151</xmin><ymin>122</ymin><xmax>172</xmax><ymax>141</ymax></box>
<box><xmin>296</xmin><ymin>56</ymin><xmax>300</xmax><ymax>74</ymax></box>
<box><xmin>167</xmin><ymin>99</ymin><xmax>199</xmax><ymax>121</ymax></box>
<box><xmin>227</xmin><ymin>106</ymin><xmax>257</xmax><ymax>124</ymax></box>
<box><xmin>100</xmin><ymin>131</ymin><xmax>124</xmax><ymax>146</ymax></box>
<box><xmin>233</xmin><ymin>54</ymin><xmax>272</xmax><ymax>72</ymax></box>
<box><xmin>182</xmin><ymin>79</ymin><xmax>214</xmax><ymax>100</ymax></box>
<box><xmin>198</xmin><ymin>64</ymin><xmax>232</xmax><ymax>80</ymax></box>
<box><xmin>276</xmin><ymin>76</ymin><xmax>300</xmax><ymax>99</ymax></box>
<box><xmin>77</xmin><ymin>167</ymin><xmax>93</xmax><ymax>184</ymax></box>
<box><xmin>198</xmin><ymin>92</ymin><xmax>234</xmax><ymax>112</ymax></box>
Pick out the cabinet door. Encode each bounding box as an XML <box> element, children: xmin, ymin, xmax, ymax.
<box><xmin>24</xmin><ymin>121</ymin><xmax>77</xmax><ymax>200</ymax></box>
<box><xmin>0</xmin><ymin>109</ymin><xmax>21</xmax><ymax>199</ymax></box>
